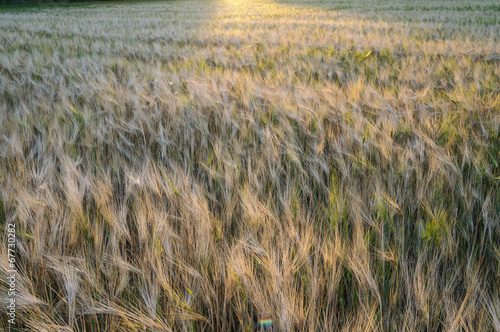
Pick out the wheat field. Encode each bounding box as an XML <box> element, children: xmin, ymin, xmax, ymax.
<box><xmin>0</xmin><ymin>0</ymin><xmax>499</xmax><ymax>330</ymax></box>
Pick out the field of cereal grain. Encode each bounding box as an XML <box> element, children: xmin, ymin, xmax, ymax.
<box><xmin>0</xmin><ymin>0</ymin><xmax>499</xmax><ymax>330</ymax></box>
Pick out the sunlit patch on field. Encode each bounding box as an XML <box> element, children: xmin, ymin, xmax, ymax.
<box><xmin>0</xmin><ymin>0</ymin><xmax>499</xmax><ymax>330</ymax></box>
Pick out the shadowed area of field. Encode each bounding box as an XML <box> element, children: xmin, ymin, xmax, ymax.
<box><xmin>0</xmin><ymin>0</ymin><xmax>499</xmax><ymax>330</ymax></box>
<box><xmin>275</xmin><ymin>0</ymin><xmax>499</xmax><ymax>26</ymax></box>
